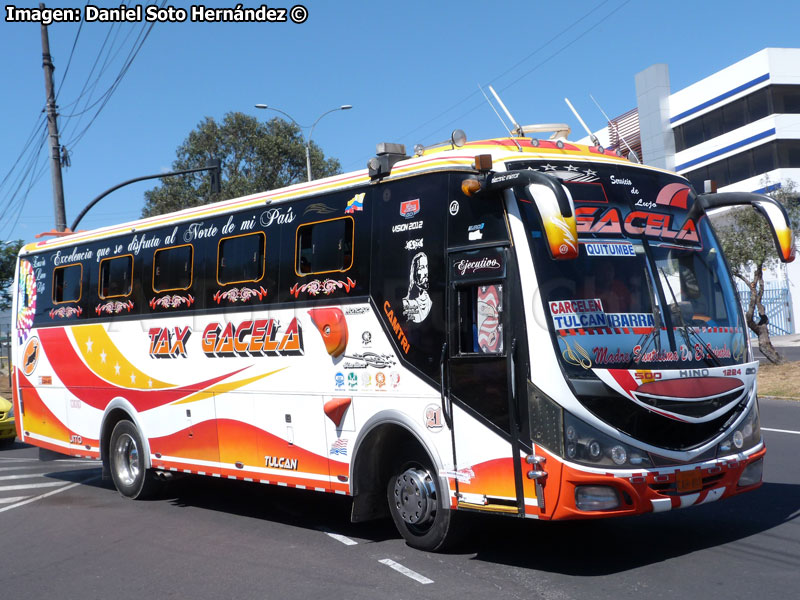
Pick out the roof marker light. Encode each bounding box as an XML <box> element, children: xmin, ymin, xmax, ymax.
<box><xmin>451</xmin><ymin>129</ymin><xmax>467</xmax><ymax>148</ymax></box>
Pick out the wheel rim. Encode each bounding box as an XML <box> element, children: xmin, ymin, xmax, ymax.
<box><xmin>392</xmin><ymin>467</ymin><xmax>436</xmax><ymax>528</ymax></box>
<box><xmin>112</xmin><ymin>432</ymin><xmax>140</xmax><ymax>487</ymax></box>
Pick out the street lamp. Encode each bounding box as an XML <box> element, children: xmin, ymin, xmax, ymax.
<box><xmin>255</xmin><ymin>103</ymin><xmax>352</xmax><ymax>182</ymax></box>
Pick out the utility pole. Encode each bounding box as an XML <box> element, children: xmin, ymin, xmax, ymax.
<box><xmin>40</xmin><ymin>2</ymin><xmax>67</xmax><ymax>232</ymax></box>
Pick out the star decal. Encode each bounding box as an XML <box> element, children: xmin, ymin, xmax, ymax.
<box><xmin>85</xmin><ymin>337</ymin><xmax>93</xmax><ymax>352</ymax></box>
<box><xmin>114</xmin><ymin>362</ymin><xmax>121</xmax><ymax>376</ymax></box>
<box><xmin>584</xmin><ymin>168</ymin><xmax>597</xmax><ymax>178</ymax></box>
<box><xmin>130</xmin><ymin>372</ymin><xmax>136</xmax><ymax>384</ymax></box>
<box><xmin>565</xmin><ymin>164</ymin><xmax>579</xmax><ymax>172</ymax></box>
<box><xmin>100</xmin><ymin>349</ymin><xmax>107</xmax><ymax>363</ymax></box>
<box><xmin>542</xmin><ymin>164</ymin><xmax>557</xmax><ymax>171</ymax></box>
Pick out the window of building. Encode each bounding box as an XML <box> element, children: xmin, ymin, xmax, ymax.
<box><xmin>774</xmin><ymin>85</ymin><xmax>800</xmax><ymax>113</ymax></box>
<box><xmin>99</xmin><ymin>255</ymin><xmax>133</xmax><ymax>298</ymax></box>
<box><xmin>218</xmin><ymin>232</ymin><xmax>265</xmax><ymax>285</ymax></box>
<box><xmin>681</xmin><ymin>118</ymin><xmax>705</xmax><ymax>149</ymax></box>
<box><xmin>153</xmin><ymin>244</ymin><xmax>193</xmax><ymax>292</ymax></box>
<box><xmin>752</xmin><ymin>143</ymin><xmax>776</xmax><ymax>174</ymax></box>
<box><xmin>778</xmin><ymin>140</ymin><xmax>800</xmax><ymax>168</ymax></box>
<box><xmin>295</xmin><ymin>217</ymin><xmax>354</xmax><ymax>275</ymax></box>
<box><xmin>702</xmin><ymin>110</ymin><xmax>724</xmax><ymax>139</ymax></box>
<box><xmin>722</xmin><ymin>99</ymin><xmax>747</xmax><ymax>131</ymax></box>
<box><xmin>53</xmin><ymin>263</ymin><xmax>82</xmax><ymax>304</ymax></box>
<box><xmin>682</xmin><ymin>140</ymin><xmax>797</xmax><ymax>190</ymax></box>
<box><xmin>727</xmin><ymin>151</ymin><xmax>755</xmax><ymax>183</ymax></box>
<box><xmin>672</xmin><ymin>84</ymin><xmax>800</xmax><ymax>152</ymax></box>
<box><xmin>747</xmin><ymin>87</ymin><xmax>770</xmax><ymax>121</ymax></box>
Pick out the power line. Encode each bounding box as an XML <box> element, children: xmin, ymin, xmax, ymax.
<box><xmin>393</xmin><ymin>0</ymin><xmax>614</xmax><ymax>144</ymax></box>
<box><xmin>387</xmin><ymin>0</ymin><xmax>632</xmax><ymax>154</ymax></box>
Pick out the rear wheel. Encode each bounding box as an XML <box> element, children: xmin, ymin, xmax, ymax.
<box><xmin>109</xmin><ymin>420</ymin><xmax>161</xmax><ymax>499</ymax></box>
<box><xmin>386</xmin><ymin>449</ymin><xmax>458</xmax><ymax>551</ymax></box>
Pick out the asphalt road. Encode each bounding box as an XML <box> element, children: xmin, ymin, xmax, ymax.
<box><xmin>1</xmin><ymin>398</ymin><xmax>798</xmax><ymax>600</ymax></box>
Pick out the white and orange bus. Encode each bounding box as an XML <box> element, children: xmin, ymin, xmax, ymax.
<box><xmin>11</xmin><ymin>131</ymin><xmax>794</xmax><ymax>550</ymax></box>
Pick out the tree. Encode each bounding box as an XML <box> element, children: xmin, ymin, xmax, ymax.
<box><xmin>0</xmin><ymin>240</ymin><xmax>25</xmax><ymax>310</ymax></box>
<box><xmin>142</xmin><ymin>112</ymin><xmax>342</xmax><ymax>217</ymax></box>
<box><xmin>712</xmin><ymin>181</ymin><xmax>800</xmax><ymax>364</ymax></box>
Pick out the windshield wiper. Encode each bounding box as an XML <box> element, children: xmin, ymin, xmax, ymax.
<box><xmin>627</xmin><ymin>266</ymin><xmax>664</xmax><ymax>368</ymax></box>
<box><xmin>658</xmin><ymin>267</ymin><xmax>721</xmax><ymax>367</ymax></box>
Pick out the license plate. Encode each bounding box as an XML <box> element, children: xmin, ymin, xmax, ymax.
<box><xmin>676</xmin><ymin>469</ymin><xmax>703</xmax><ymax>493</ymax></box>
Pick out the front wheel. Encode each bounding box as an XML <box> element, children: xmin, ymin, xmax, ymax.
<box><xmin>109</xmin><ymin>420</ymin><xmax>161</xmax><ymax>499</ymax></box>
<box><xmin>386</xmin><ymin>451</ymin><xmax>458</xmax><ymax>551</ymax></box>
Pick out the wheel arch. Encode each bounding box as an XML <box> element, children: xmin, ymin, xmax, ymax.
<box><xmin>349</xmin><ymin>409</ymin><xmax>449</xmax><ymax>523</ymax></box>
<box><xmin>100</xmin><ymin>398</ymin><xmax>151</xmax><ymax>478</ymax></box>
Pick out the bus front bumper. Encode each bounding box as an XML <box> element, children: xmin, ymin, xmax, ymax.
<box><xmin>546</xmin><ymin>444</ymin><xmax>765</xmax><ymax>520</ymax></box>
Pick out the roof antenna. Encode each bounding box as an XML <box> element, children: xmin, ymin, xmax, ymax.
<box><xmin>590</xmin><ymin>94</ymin><xmax>640</xmax><ymax>163</ymax></box>
<box><xmin>479</xmin><ymin>85</ymin><xmax>522</xmax><ymax>151</ymax></box>
<box><xmin>564</xmin><ymin>97</ymin><xmax>602</xmax><ymax>150</ymax></box>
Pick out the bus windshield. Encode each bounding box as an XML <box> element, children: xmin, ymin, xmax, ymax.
<box><xmin>511</xmin><ymin>159</ymin><xmax>748</xmax><ymax>379</ymax></box>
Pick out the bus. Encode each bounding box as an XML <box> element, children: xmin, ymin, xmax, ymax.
<box><xmin>11</xmin><ymin>131</ymin><xmax>794</xmax><ymax>551</ymax></box>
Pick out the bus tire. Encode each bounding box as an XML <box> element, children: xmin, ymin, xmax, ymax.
<box><xmin>109</xmin><ymin>420</ymin><xmax>161</xmax><ymax>500</ymax></box>
<box><xmin>386</xmin><ymin>448</ymin><xmax>458</xmax><ymax>551</ymax></box>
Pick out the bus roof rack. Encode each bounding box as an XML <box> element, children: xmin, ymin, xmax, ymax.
<box><xmin>519</xmin><ymin>123</ymin><xmax>571</xmax><ymax>139</ymax></box>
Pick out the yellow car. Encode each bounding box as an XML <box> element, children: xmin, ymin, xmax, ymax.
<box><xmin>0</xmin><ymin>395</ymin><xmax>15</xmax><ymax>446</ymax></box>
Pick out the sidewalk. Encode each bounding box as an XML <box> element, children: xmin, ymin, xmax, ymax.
<box><xmin>765</xmin><ymin>333</ymin><xmax>800</xmax><ymax>348</ymax></box>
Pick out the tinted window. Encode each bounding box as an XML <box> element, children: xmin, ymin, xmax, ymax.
<box><xmin>722</xmin><ymin>100</ymin><xmax>746</xmax><ymax>131</ymax></box>
<box><xmin>752</xmin><ymin>143</ymin><xmax>776</xmax><ymax>173</ymax></box>
<box><xmin>218</xmin><ymin>233</ymin><xmax>265</xmax><ymax>284</ymax></box>
<box><xmin>774</xmin><ymin>85</ymin><xmax>800</xmax><ymax>113</ymax></box>
<box><xmin>53</xmin><ymin>264</ymin><xmax>82</xmax><ymax>303</ymax></box>
<box><xmin>727</xmin><ymin>151</ymin><xmax>754</xmax><ymax>183</ymax></box>
<box><xmin>673</xmin><ymin>84</ymin><xmax>800</xmax><ymax>151</ymax></box>
<box><xmin>778</xmin><ymin>140</ymin><xmax>800</xmax><ymax>168</ymax></box>
<box><xmin>702</xmin><ymin>110</ymin><xmax>724</xmax><ymax>139</ymax></box>
<box><xmin>682</xmin><ymin>118</ymin><xmax>704</xmax><ymax>149</ymax></box>
<box><xmin>296</xmin><ymin>217</ymin><xmax>354</xmax><ymax>275</ymax></box>
<box><xmin>747</xmin><ymin>88</ymin><xmax>770</xmax><ymax>120</ymax></box>
<box><xmin>707</xmin><ymin>159</ymin><xmax>730</xmax><ymax>187</ymax></box>
<box><xmin>99</xmin><ymin>255</ymin><xmax>133</xmax><ymax>298</ymax></box>
<box><xmin>153</xmin><ymin>245</ymin><xmax>193</xmax><ymax>291</ymax></box>
<box><xmin>456</xmin><ymin>284</ymin><xmax>504</xmax><ymax>355</ymax></box>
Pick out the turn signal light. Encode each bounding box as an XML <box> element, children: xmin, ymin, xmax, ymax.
<box><xmin>462</xmin><ymin>179</ymin><xmax>482</xmax><ymax>196</ymax></box>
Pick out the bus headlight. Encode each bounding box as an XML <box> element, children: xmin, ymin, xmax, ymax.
<box><xmin>562</xmin><ymin>412</ymin><xmax>652</xmax><ymax>469</ymax></box>
<box><xmin>717</xmin><ymin>401</ymin><xmax>761</xmax><ymax>456</ymax></box>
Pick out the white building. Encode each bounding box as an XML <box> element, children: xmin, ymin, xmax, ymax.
<box><xmin>585</xmin><ymin>48</ymin><xmax>800</xmax><ymax>333</ymax></box>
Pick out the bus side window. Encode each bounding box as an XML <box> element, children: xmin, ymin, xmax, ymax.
<box><xmin>99</xmin><ymin>255</ymin><xmax>133</xmax><ymax>298</ymax></box>
<box><xmin>52</xmin><ymin>263</ymin><xmax>83</xmax><ymax>304</ymax></box>
<box><xmin>456</xmin><ymin>284</ymin><xmax>504</xmax><ymax>355</ymax></box>
<box><xmin>153</xmin><ymin>244</ymin><xmax>193</xmax><ymax>292</ymax></box>
<box><xmin>295</xmin><ymin>217</ymin><xmax>354</xmax><ymax>275</ymax></box>
<box><xmin>218</xmin><ymin>232</ymin><xmax>266</xmax><ymax>285</ymax></box>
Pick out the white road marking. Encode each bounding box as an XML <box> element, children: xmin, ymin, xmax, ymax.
<box><xmin>0</xmin><ymin>473</ymin><xmax>61</xmax><ymax>481</ymax></box>
<box><xmin>0</xmin><ymin>474</ymin><xmax>100</xmax><ymax>514</ymax></box>
<box><xmin>0</xmin><ymin>481</ymin><xmax>70</xmax><ymax>492</ymax></box>
<box><xmin>0</xmin><ymin>465</ymin><xmax>59</xmax><ymax>473</ymax></box>
<box><xmin>378</xmin><ymin>559</ymin><xmax>434</xmax><ymax>585</ymax></box>
<box><xmin>0</xmin><ymin>496</ymin><xmax>28</xmax><ymax>505</ymax></box>
<box><xmin>762</xmin><ymin>427</ymin><xmax>800</xmax><ymax>436</ymax></box>
<box><xmin>322</xmin><ymin>531</ymin><xmax>358</xmax><ymax>546</ymax></box>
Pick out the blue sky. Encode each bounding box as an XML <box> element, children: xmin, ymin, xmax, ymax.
<box><xmin>1</xmin><ymin>0</ymin><xmax>798</xmax><ymax>242</ymax></box>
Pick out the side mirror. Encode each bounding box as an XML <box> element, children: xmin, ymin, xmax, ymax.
<box><xmin>522</xmin><ymin>183</ymin><xmax>578</xmax><ymax>260</ymax></box>
<box><xmin>479</xmin><ymin>170</ymin><xmax>578</xmax><ymax>260</ymax></box>
<box><xmin>694</xmin><ymin>192</ymin><xmax>796</xmax><ymax>263</ymax></box>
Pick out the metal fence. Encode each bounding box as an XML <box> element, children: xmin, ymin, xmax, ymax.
<box><xmin>736</xmin><ymin>280</ymin><xmax>794</xmax><ymax>337</ymax></box>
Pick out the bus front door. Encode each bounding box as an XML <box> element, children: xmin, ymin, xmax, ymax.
<box><xmin>446</xmin><ymin>246</ymin><xmax>525</xmax><ymax>515</ymax></box>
